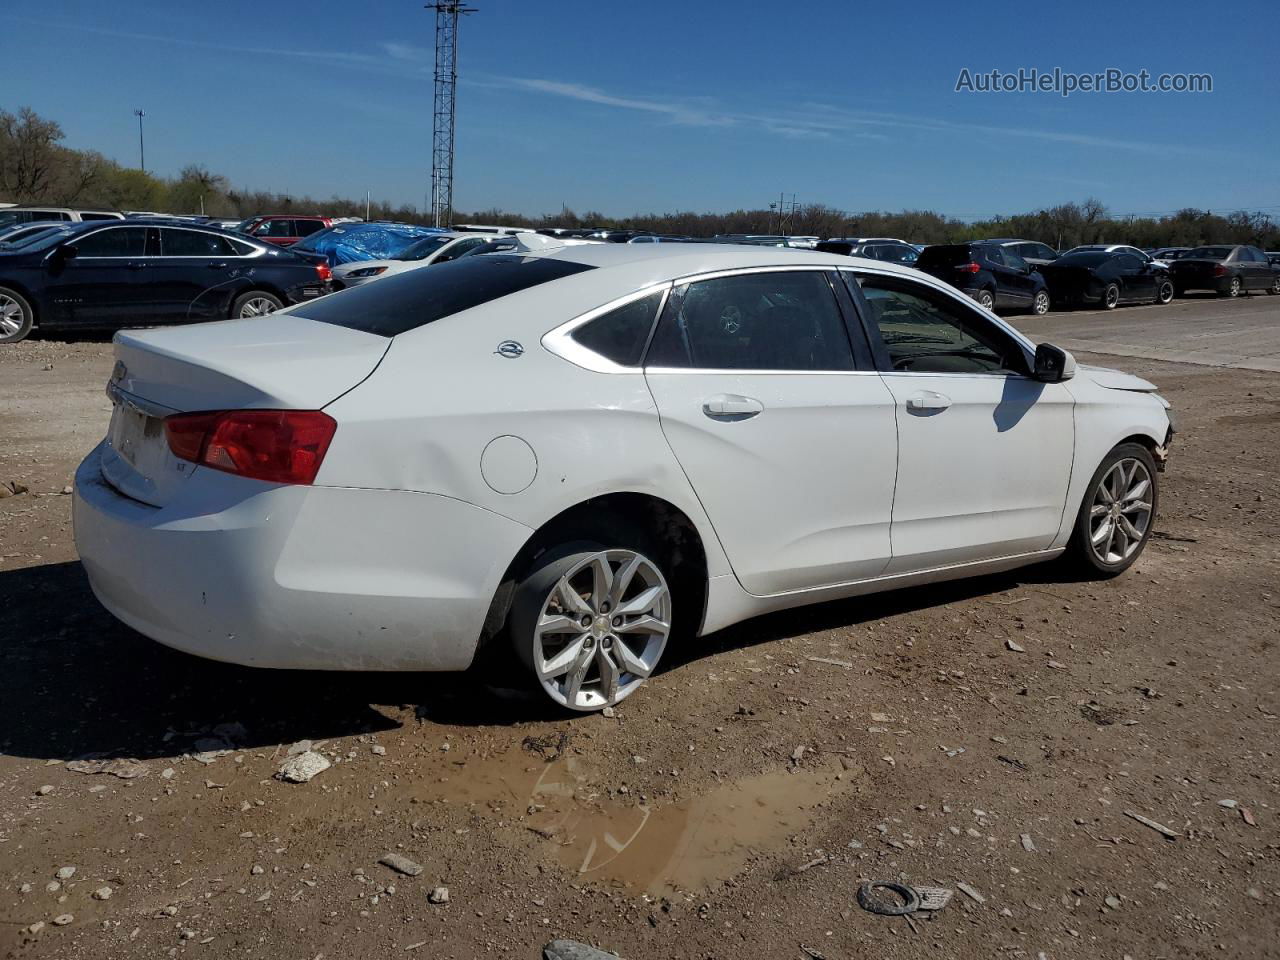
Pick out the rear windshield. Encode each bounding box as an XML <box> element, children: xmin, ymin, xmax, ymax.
<box><xmin>295</xmin><ymin>254</ymin><xmax>595</xmax><ymax>337</ymax></box>
<box><xmin>915</xmin><ymin>244</ymin><xmax>972</xmax><ymax>268</ymax></box>
<box><xmin>1185</xmin><ymin>246</ymin><xmax>1232</xmax><ymax>260</ymax></box>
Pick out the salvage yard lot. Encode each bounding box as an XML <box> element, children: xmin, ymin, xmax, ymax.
<box><xmin>1</xmin><ymin>296</ymin><xmax>1277</xmax><ymax>960</ymax></box>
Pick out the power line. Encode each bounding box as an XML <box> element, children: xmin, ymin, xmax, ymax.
<box><xmin>427</xmin><ymin>1</ymin><xmax>476</xmax><ymax>228</ymax></box>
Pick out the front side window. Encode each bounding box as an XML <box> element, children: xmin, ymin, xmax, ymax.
<box><xmin>571</xmin><ymin>291</ymin><xmax>663</xmax><ymax>367</ymax></box>
<box><xmin>646</xmin><ymin>270</ymin><xmax>854</xmax><ymax>371</ymax></box>
<box><xmin>853</xmin><ymin>275</ymin><xmax>1027</xmax><ymax>376</ymax></box>
<box><xmin>1005</xmin><ymin>250</ymin><xmax>1030</xmax><ymax>271</ymax></box>
<box><xmin>1114</xmin><ymin>254</ymin><xmax>1143</xmax><ymax>271</ymax></box>
<box><xmin>74</xmin><ymin>227</ymin><xmax>147</xmax><ymax>257</ymax></box>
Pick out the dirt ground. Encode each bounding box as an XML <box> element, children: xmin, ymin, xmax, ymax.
<box><xmin>1</xmin><ymin>309</ymin><xmax>1277</xmax><ymax>960</ymax></box>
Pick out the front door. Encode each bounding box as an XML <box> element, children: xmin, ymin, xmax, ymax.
<box><xmin>846</xmin><ymin>270</ymin><xmax>1075</xmax><ymax>573</ymax></box>
<box><xmin>45</xmin><ymin>225</ymin><xmax>157</xmax><ymax>324</ymax></box>
<box><xmin>1114</xmin><ymin>254</ymin><xmax>1156</xmax><ymax>301</ymax></box>
<box><xmin>643</xmin><ymin>268</ymin><xmax>899</xmax><ymax>596</ymax></box>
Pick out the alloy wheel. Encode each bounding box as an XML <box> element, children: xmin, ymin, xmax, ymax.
<box><xmin>531</xmin><ymin>549</ymin><xmax>672</xmax><ymax>711</ymax></box>
<box><xmin>0</xmin><ymin>294</ymin><xmax>25</xmax><ymax>337</ymax></box>
<box><xmin>1104</xmin><ymin>285</ymin><xmax>1120</xmax><ymax>309</ymax></box>
<box><xmin>1033</xmin><ymin>290</ymin><xmax>1050</xmax><ymax>315</ymax></box>
<box><xmin>977</xmin><ymin>290</ymin><xmax>994</xmax><ymax>310</ymax></box>
<box><xmin>1088</xmin><ymin>458</ymin><xmax>1153</xmax><ymax>565</ymax></box>
<box><xmin>1157</xmin><ymin>281</ymin><xmax>1174</xmax><ymax>304</ymax></box>
<box><xmin>1229</xmin><ymin>277</ymin><xmax>1241</xmax><ymax>297</ymax></box>
<box><xmin>239</xmin><ymin>297</ymin><xmax>278</xmax><ymax>318</ymax></box>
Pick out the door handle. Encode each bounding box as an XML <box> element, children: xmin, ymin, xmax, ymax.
<box><xmin>905</xmin><ymin>391</ymin><xmax>951</xmax><ymax>412</ymax></box>
<box><xmin>207</xmin><ymin>262</ymin><xmax>228</xmax><ymax>269</ymax></box>
<box><xmin>702</xmin><ymin>393</ymin><xmax>763</xmax><ymax>420</ymax></box>
<box><xmin>125</xmin><ymin>262</ymin><xmax>146</xmax><ymax>271</ymax></box>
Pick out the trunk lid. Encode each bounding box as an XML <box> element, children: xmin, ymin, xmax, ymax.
<box><xmin>101</xmin><ymin>314</ymin><xmax>389</xmax><ymax>507</ymax></box>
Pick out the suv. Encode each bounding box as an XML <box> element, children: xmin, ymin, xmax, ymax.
<box><xmin>235</xmin><ymin>215</ymin><xmax>333</xmax><ymax>247</ymax></box>
<box><xmin>987</xmin><ymin>238</ymin><xmax>1059</xmax><ymax>267</ymax></box>
<box><xmin>0</xmin><ymin>207</ymin><xmax>124</xmax><ymax>229</ymax></box>
<box><xmin>819</xmin><ymin>237</ymin><xmax>919</xmax><ymax>264</ymax></box>
<box><xmin>916</xmin><ymin>242</ymin><xmax>1050</xmax><ymax>314</ymax></box>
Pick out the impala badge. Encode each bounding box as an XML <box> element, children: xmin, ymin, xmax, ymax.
<box><xmin>495</xmin><ymin>340</ymin><xmax>524</xmax><ymax>359</ymax></box>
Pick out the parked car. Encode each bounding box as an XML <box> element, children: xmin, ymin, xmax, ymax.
<box><xmin>235</xmin><ymin>215</ymin><xmax>333</xmax><ymax>247</ymax></box>
<box><xmin>1169</xmin><ymin>245</ymin><xmax>1279</xmax><ymax>298</ymax></box>
<box><xmin>817</xmin><ymin>238</ymin><xmax>919</xmax><ymax>265</ymax></box>
<box><xmin>0</xmin><ymin>221</ymin><xmax>65</xmax><ymax>247</ymax></box>
<box><xmin>915</xmin><ymin>241</ymin><xmax>1050</xmax><ymax>314</ymax></box>
<box><xmin>0</xmin><ymin>221</ymin><xmax>331</xmax><ymax>343</ymax></box>
<box><xmin>1039</xmin><ymin>250</ymin><xmax>1174</xmax><ymax>309</ymax></box>
<box><xmin>987</xmin><ymin>238</ymin><xmax>1059</xmax><ymax>267</ymax></box>
<box><xmin>1150</xmin><ymin>247</ymin><xmax>1191</xmax><ymax>262</ymax></box>
<box><xmin>0</xmin><ymin>207</ymin><xmax>124</xmax><ymax>229</ymax></box>
<box><xmin>1062</xmin><ymin>244</ymin><xmax>1170</xmax><ymax>268</ymax></box>
<box><xmin>627</xmin><ymin>235</ymin><xmax>693</xmax><ymax>244</ymax></box>
<box><xmin>288</xmin><ymin>221</ymin><xmax>445</xmax><ymax>268</ymax></box>
<box><xmin>71</xmin><ymin>240</ymin><xmax>1171</xmax><ymax>712</ymax></box>
<box><xmin>330</xmin><ymin>232</ymin><xmax>513</xmax><ymax>288</ymax></box>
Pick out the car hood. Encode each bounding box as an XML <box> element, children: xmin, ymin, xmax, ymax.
<box><xmin>1078</xmin><ymin>364</ymin><xmax>1158</xmax><ymax>393</ymax></box>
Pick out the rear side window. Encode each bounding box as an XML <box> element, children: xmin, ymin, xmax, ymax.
<box><xmin>571</xmin><ymin>291</ymin><xmax>663</xmax><ymax>366</ymax></box>
<box><xmin>160</xmin><ymin>229</ymin><xmax>237</xmax><ymax>256</ymax></box>
<box><xmin>915</xmin><ymin>245</ymin><xmax>971</xmax><ymax>269</ymax></box>
<box><xmin>646</xmin><ymin>270</ymin><xmax>854</xmax><ymax>371</ymax></box>
<box><xmin>296</xmin><ymin>255</ymin><xmax>596</xmax><ymax>337</ymax></box>
<box><xmin>294</xmin><ymin>220</ymin><xmax>325</xmax><ymax>237</ymax></box>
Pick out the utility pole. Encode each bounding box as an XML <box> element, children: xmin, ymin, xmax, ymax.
<box><xmin>427</xmin><ymin>2</ymin><xmax>476</xmax><ymax>229</ymax></box>
<box><xmin>133</xmin><ymin>109</ymin><xmax>145</xmax><ymax>172</ymax></box>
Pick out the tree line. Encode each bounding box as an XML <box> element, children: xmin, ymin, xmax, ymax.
<box><xmin>3</xmin><ymin>106</ymin><xmax>1277</xmax><ymax>250</ymax></box>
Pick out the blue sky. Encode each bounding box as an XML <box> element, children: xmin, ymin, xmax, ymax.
<box><xmin>5</xmin><ymin>1</ymin><xmax>1277</xmax><ymax>220</ymax></box>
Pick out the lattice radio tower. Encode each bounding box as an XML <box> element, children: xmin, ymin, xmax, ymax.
<box><xmin>427</xmin><ymin>1</ymin><xmax>475</xmax><ymax>228</ymax></box>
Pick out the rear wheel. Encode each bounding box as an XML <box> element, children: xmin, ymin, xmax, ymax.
<box><xmin>1225</xmin><ymin>276</ymin><xmax>1242</xmax><ymax>298</ymax></box>
<box><xmin>232</xmin><ymin>290</ymin><xmax>284</xmax><ymax>319</ymax></box>
<box><xmin>509</xmin><ymin>541</ymin><xmax>674</xmax><ymax>712</ymax></box>
<box><xmin>1102</xmin><ymin>283</ymin><xmax>1120</xmax><ymax>309</ymax></box>
<box><xmin>1155</xmin><ymin>280</ymin><xmax>1174</xmax><ymax>305</ymax></box>
<box><xmin>1031</xmin><ymin>289</ymin><xmax>1051</xmax><ymax>315</ymax></box>
<box><xmin>1065</xmin><ymin>442</ymin><xmax>1158</xmax><ymax>577</ymax></box>
<box><xmin>975</xmin><ymin>288</ymin><xmax>995</xmax><ymax>311</ymax></box>
<box><xmin>1268</xmin><ymin>277</ymin><xmax>1280</xmax><ymax>296</ymax></box>
<box><xmin>0</xmin><ymin>287</ymin><xmax>35</xmax><ymax>344</ymax></box>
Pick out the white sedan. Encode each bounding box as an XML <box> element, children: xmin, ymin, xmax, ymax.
<box><xmin>330</xmin><ymin>232</ymin><xmax>512</xmax><ymax>287</ymax></box>
<box><xmin>74</xmin><ymin>238</ymin><xmax>1173</xmax><ymax>712</ymax></box>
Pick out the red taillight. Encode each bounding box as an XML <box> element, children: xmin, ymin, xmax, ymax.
<box><xmin>164</xmin><ymin>410</ymin><xmax>336</xmax><ymax>485</ymax></box>
<box><xmin>960</xmin><ymin>262</ymin><xmax>982</xmax><ymax>274</ymax></box>
<box><xmin>315</xmin><ymin>263</ymin><xmax>332</xmax><ymax>282</ymax></box>
<box><xmin>1213</xmin><ymin>264</ymin><xmax>1227</xmax><ymax>277</ymax></box>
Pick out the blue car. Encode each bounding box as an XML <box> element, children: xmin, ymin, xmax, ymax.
<box><xmin>0</xmin><ymin>220</ymin><xmax>331</xmax><ymax>343</ymax></box>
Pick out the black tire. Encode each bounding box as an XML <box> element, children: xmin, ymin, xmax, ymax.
<box><xmin>975</xmin><ymin>288</ymin><xmax>995</xmax><ymax>311</ymax></box>
<box><xmin>1064</xmin><ymin>442</ymin><xmax>1159</xmax><ymax>578</ymax></box>
<box><xmin>1102</xmin><ymin>283</ymin><xmax>1120</xmax><ymax>310</ymax></box>
<box><xmin>1155</xmin><ymin>280</ymin><xmax>1174</xmax><ymax>305</ymax></box>
<box><xmin>1031</xmin><ymin>289</ymin><xmax>1051</xmax><ymax>315</ymax></box>
<box><xmin>1225</xmin><ymin>276</ymin><xmax>1242</xmax><ymax>298</ymax></box>
<box><xmin>231</xmin><ymin>290</ymin><xmax>284</xmax><ymax>319</ymax></box>
<box><xmin>1268</xmin><ymin>277</ymin><xmax>1280</xmax><ymax>296</ymax></box>
<box><xmin>0</xmin><ymin>286</ymin><xmax>35</xmax><ymax>344</ymax></box>
<box><xmin>508</xmin><ymin>535</ymin><xmax>676</xmax><ymax>713</ymax></box>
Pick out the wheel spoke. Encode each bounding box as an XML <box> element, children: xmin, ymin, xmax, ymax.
<box><xmin>1124</xmin><ymin>476</ymin><xmax>1150</xmax><ymax>502</ymax></box>
<box><xmin>1091</xmin><ymin>518</ymin><xmax>1113</xmax><ymax>546</ymax></box>
<box><xmin>1117</xmin><ymin>515</ymin><xmax>1143</xmax><ymax>543</ymax></box>
<box><xmin>540</xmin><ymin>636</ymin><xmax>588</xmax><ymax>679</ymax></box>
<box><xmin>1090</xmin><ymin>504</ymin><xmax>1109</xmax><ymax>518</ymax></box>
<box><xmin>607</xmin><ymin>554</ymin><xmax>643</xmax><ymax>610</ymax></box>
<box><xmin>616</xmin><ymin>584</ymin><xmax>665</xmax><ymax>617</ymax></box>
<box><xmin>563</xmin><ymin>647</ymin><xmax>593</xmax><ymax>705</ymax></box>
<box><xmin>597</xmin><ymin>648</ymin><xmax>619</xmax><ymax>703</ymax></box>
<box><xmin>1097</xmin><ymin>480</ymin><xmax>1115</xmax><ymax>504</ymax></box>
<box><xmin>615</xmin><ymin>614</ymin><xmax>669</xmax><ymax>636</ymax></box>
<box><xmin>589</xmin><ymin>555</ymin><xmax>613</xmax><ymax>609</ymax></box>
<box><xmin>1109</xmin><ymin>520</ymin><xmax>1126</xmax><ymax>559</ymax></box>
<box><xmin>538</xmin><ymin>613</ymin><xmax>582</xmax><ymax>636</ymax></box>
<box><xmin>612</xmin><ymin>636</ymin><xmax>652</xmax><ymax>678</ymax></box>
<box><xmin>554</xmin><ymin>576</ymin><xmax>592</xmax><ymax>616</ymax></box>
<box><xmin>1122</xmin><ymin>500</ymin><xmax>1152</xmax><ymax>514</ymax></box>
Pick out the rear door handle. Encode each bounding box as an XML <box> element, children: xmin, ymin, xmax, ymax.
<box><xmin>906</xmin><ymin>391</ymin><xmax>952</xmax><ymax>412</ymax></box>
<box><xmin>207</xmin><ymin>262</ymin><xmax>228</xmax><ymax>269</ymax></box>
<box><xmin>702</xmin><ymin>393</ymin><xmax>763</xmax><ymax>420</ymax></box>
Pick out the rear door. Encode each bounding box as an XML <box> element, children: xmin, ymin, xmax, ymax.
<box><xmin>845</xmin><ymin>270</ymin><xmax>1074</xmax><ymax>572</ymax></box>
<box><xmin>643</xmin><ymin>267</ymin><xmax>898</xmax><ymax>595</ymax></box>
<box><xmin>1113</xmin><ymin>254</ymin><xmax>1154</xmax><ymax>300</ymax></box>
<box><xmin>151</xmin><ymin>227</ymin><xmax>243</xmax><ymax>321</ymax></box>
<box><xmin>1241</xmin><ymin>247</ymin><xmax>1269</xmax><ymax>289</ymax></box>
<box><xmin>982</xmin><ymin>244</ymin><xmax>1029</xmax><ymax>307</ymax></box>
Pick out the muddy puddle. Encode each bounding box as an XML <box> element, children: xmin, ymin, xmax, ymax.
<box><xmin>419</xmin><ymin>750</ymin><xmax>857</xmax><ymax>895</ymax></box>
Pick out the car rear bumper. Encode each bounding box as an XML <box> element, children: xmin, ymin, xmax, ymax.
<box><xmin>73</xmin><ymin>443</ymin><xmax>532</xmax><ymax>671</ymax></box>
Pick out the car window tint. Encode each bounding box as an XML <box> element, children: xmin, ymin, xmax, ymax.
<box><xmin>1005</xmin><ymin>250</ymin><xmax>1030</xmax><ymax>271</ymax></box>
<box><xmin>854</xmin><ymin>275</ymin><xmax>1026</xmax><ymax>376</ymax></box>
<box><xmin>257</xmin><ymin>219</ymin><xmax>294</xmax><ymax>237</ymax></box>
<box><xmin>294</xmin><ymin>220</ymin><xmax>325</xmax><ymax>237</ymax></box>
<box><xmin>982</xmin><ymin>244</ymin><xmax>1007</xmax><ymax>266</ymax></box>
<box><xmin>161</xmin><ymin>229</ymin><xmax>234</xmax><ymax>256</ymax></box>
<box><xmin>571</xmin><ymin>291</ymin><xmax>664</xmax><ymax>367</ymax></box>
<box><xmin>645</xmin><ymin>271</ymin><xmax>854</xmax><ymax>371</ymax></box>
<box><xmin>74</xmin><ymin>226</ymin><xmax>148</xmax><ymax>257</ymax></box>
<box><xmin>1114</xmin><ymin>254</ymin><xmax>1142</xmax><ymax>270</ymax></box>
<box><xmin>295</xmin><ymin>255</ymin><xmax>596</xmax><ymax>337</ymax></box>
<box><xmin>227</xmin><ymin>237</ymin><xmax>256</xmax><ymax>256</ymax></box>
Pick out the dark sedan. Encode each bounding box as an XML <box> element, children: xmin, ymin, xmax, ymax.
<box><xmin>0</xmin><ymin>221</ymin><xmax>331</xmax><ymax>343</ymax></box>
<box><xmin>1039</xmin><ymin>250</ymin><xmax>1173</xmax><ymax>310</ymax></box>
<box><xmin>1169</xmin><ymin>245</ymin><xmax>1279</xmax><ymax>298</ymax></box>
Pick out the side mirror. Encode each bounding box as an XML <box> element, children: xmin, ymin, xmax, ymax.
<box><xmin>56</xmin><ymin>242</ymin><xmax>79</xmax><ymax>260</ymax></box>
<box><xmin>1033</xmin><ymin>343</ymin><xmax>1076</xmax><ymax>383</ymax></box>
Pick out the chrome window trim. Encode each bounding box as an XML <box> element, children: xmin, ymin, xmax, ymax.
<box><xmin>56</xmin><ymin>225</ymin><xmax>151</xmax><ymax>259</ymax></box>
<box><xmin>541</xmin><ymin>282</ymin><xmax>672</xmax><ymax>374</ymax></box>
<box><xmin>644</xmin><ymin>367</ymin><xmax>884</xmax><ymax>377</ymax></box>
<box><xmin>157</xmin><ymin>226</ymin><xmax>266</xmax><ymax>259</ymax></box>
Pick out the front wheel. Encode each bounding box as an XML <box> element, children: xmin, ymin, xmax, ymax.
<box><xmin>1102</xmin><ymin>283</ymin><xmax>1120</xmax><ymax>310</ymax></box>
<box><xmin>0</xmin><ymin>286</ymin><xmax>35</xmax><ymax>344</ymax></box>
<box><xmin>509</xmin><ymin>543</ymin><xmax>674</xmax><ymax>712</ymax></box>
<box><xmin>1225</xmin><ymin>276</ymin><xmax>1242</xmax><ymax>298</ymax></box>
<box><xmin>1155</xmin><ymin>280</ymin><xmax>1174</xmax><ymax>305</ymax></box>
<box><xmin>1031</xmin><ymin>289</ymin><xmax>1051</xmax><ymax>315</ymax></box>
<box><xmin>1065</xmin><ymin>442</ymin><xmax>1158</xmax><ymax>577</ymax></box>
<box><xmin>1268</xmin><ymin>277</ymin><xmax>1280</xmax><ymax>296</ymax></box>
<box><xmin>232</xmin><ymin>290</ymin><xmax>284</xmax><ymax>319</ymax></box>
